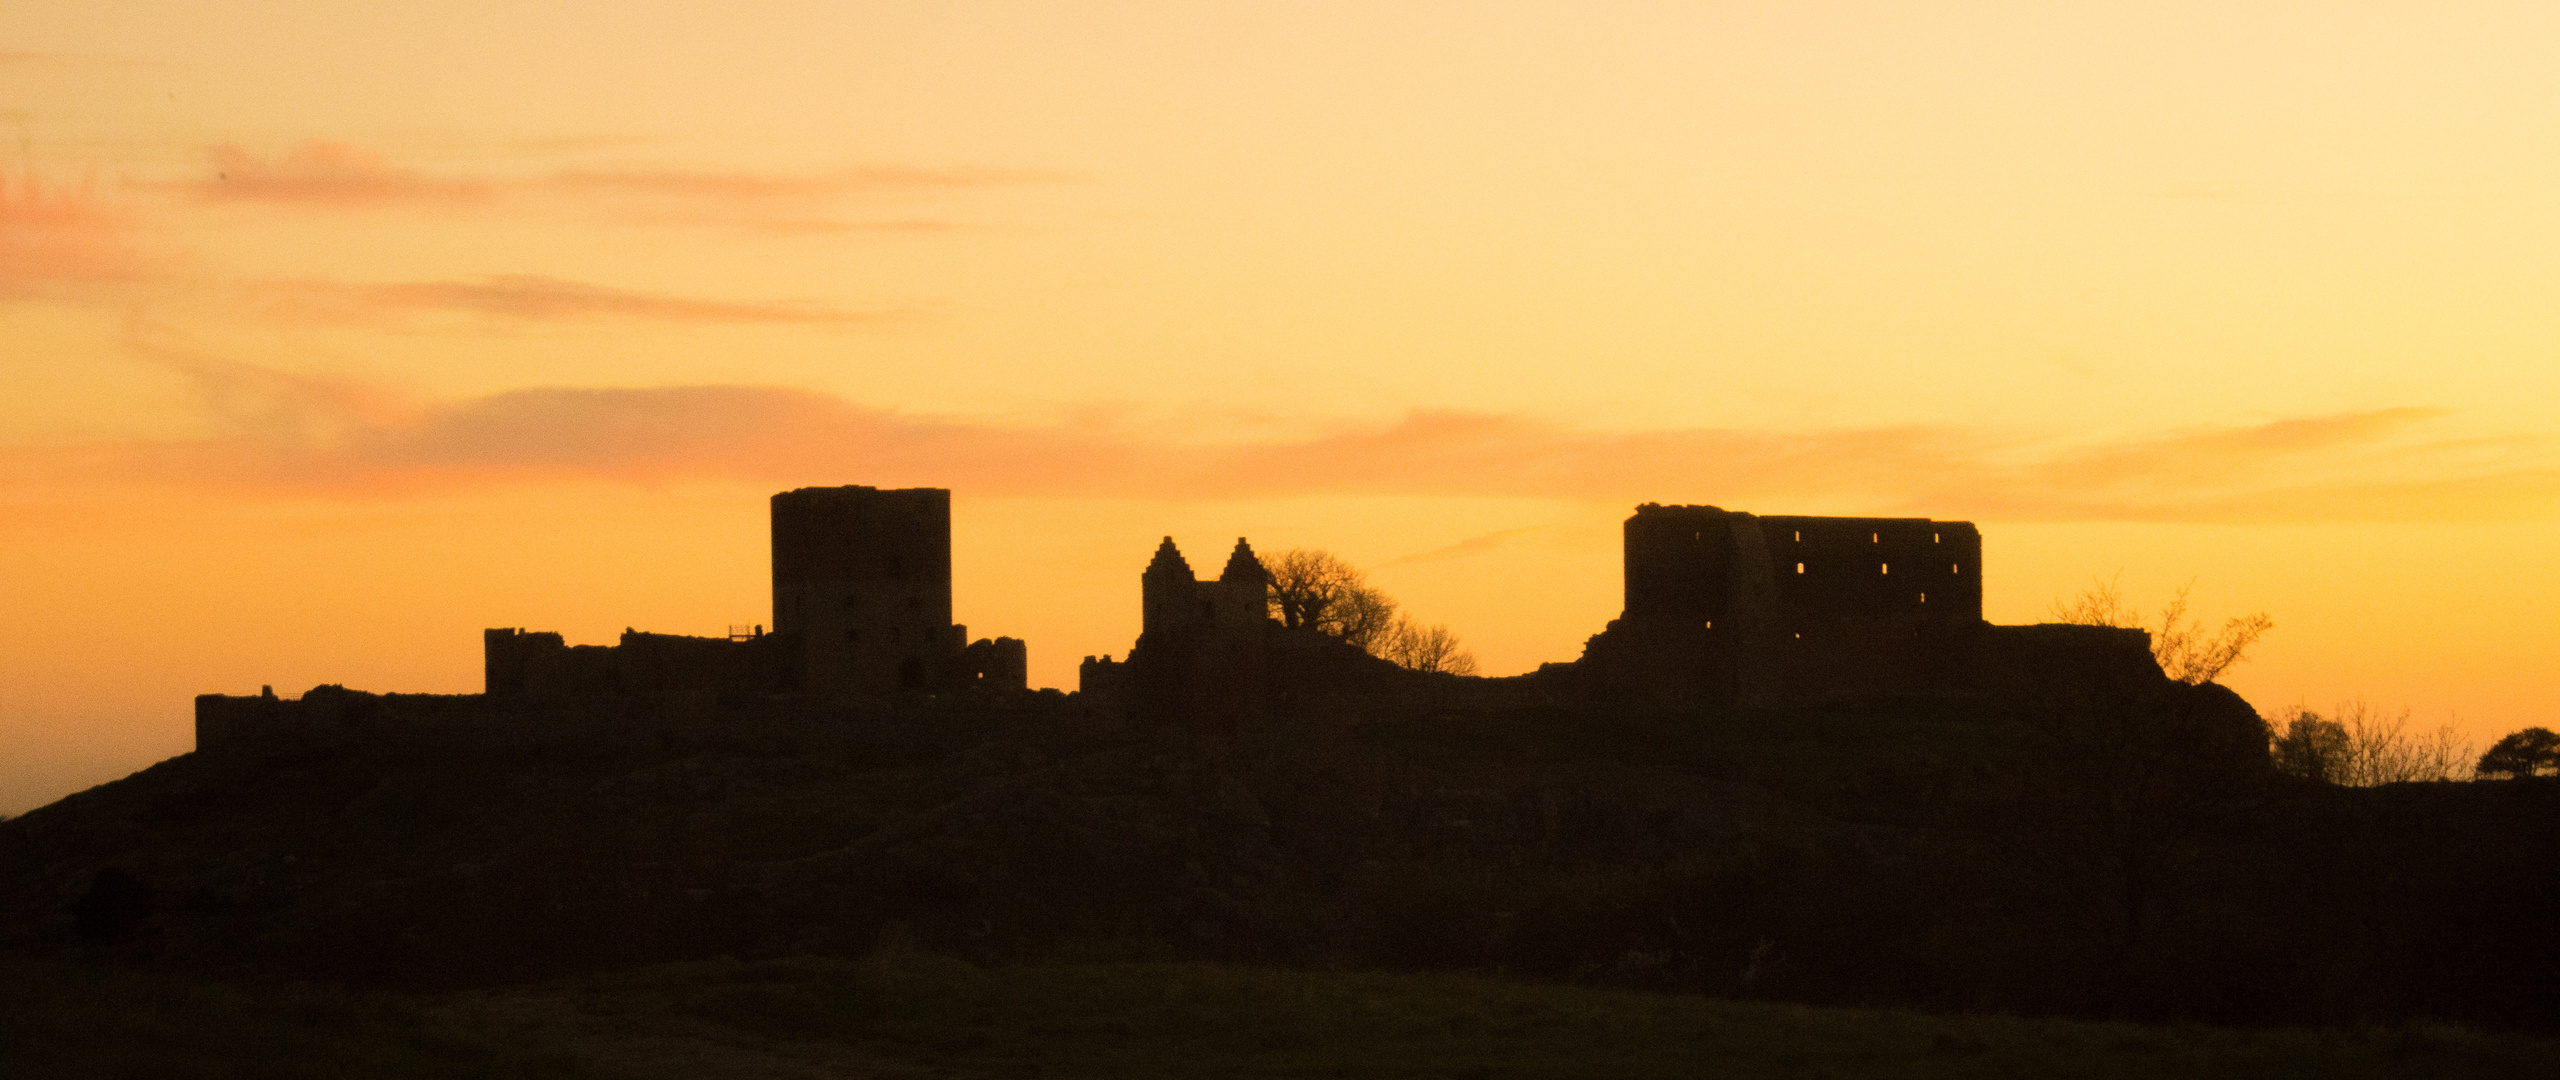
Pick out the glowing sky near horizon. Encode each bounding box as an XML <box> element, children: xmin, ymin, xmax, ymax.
<box><xmin>6</xmin><ymin>2</ymin><xmax>2560</xmax><ymax>813</ymax></box>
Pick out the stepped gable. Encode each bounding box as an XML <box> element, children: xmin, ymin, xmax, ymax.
<box><xmin>1220</xmin><ymin>538</ymin><xmax>1268</xmax><ymax>586</ymax></box>
<box><xmin>1107</xmin><ymin>535</ymin><xmax>1275</xmax><ymax>734</ymax></box>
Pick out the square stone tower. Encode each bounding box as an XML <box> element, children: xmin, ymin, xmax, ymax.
<box><xmin>770</xmin><ymin>485</ymin><xmax>963</xmax><ymax>696</ymax></box>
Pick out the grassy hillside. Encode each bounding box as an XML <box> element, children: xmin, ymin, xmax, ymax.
<box><xmin>4</xmin><ymin>681</ymin><xmax>2555</xmax><ymax>1032</ymax></box>
<box><xmin>10</xmin><ymin>953</ymin><xmax>2558</xmax><ymax>1079</ymax></box>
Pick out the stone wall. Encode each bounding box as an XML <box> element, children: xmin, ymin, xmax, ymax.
<box><xmin>1590</xmin><ymin>503</ymin><xmax>2122</xmax><ymax>708</ymax></box>
<box><xmin>195</xmin><ymin>684</ymin><xmax>486</xmax><ymax>755</ymax></box>
<box><xmin>962</xmin><ymin>636</ymin><xmax>1029</xmax><ymax>691</ymax></box>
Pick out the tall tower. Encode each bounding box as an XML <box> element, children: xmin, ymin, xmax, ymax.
<box><xmin>770</xmin><ymin>486</ymin><xmax>961</xmax><ymax>696</ymax></box>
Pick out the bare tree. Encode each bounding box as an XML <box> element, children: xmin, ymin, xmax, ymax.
<box><xmin>2050</xmin><ymin>575</ymin><xmax>2273</xmax><ymax>685</ymax></box>
<box><xmin>1380</xmin><ymin>617</ymin><xmax>1479</xmax><ymax>675</ymax></box>
<box><xmin>1263</xmin><ymin>547</ymin><xmax>1402</xmax><ymax>648</ymax></box>
<box><xmin>2267</xmin><ymin>701</ymin><xmax>2477</xmax><ymax>785</ymax></box>
<box><xmin>1263</xmin><ymin>548</ymin><xmax>1478</xmax><ymax>670</ymax></box>
<box><xmin>2049</xmin><ymin>573</ymin><xmax>2143</xmax><ymax>629</ymax></box>
<box><xmin>1264</xmin><ymin>549</ymin><xmax>1371</xmax><ymax>634</ymax></box>
<box><xmin>1328</xmin><ymin>585</ymin><xmax>1399</xmax><ymax>652</ymax></box>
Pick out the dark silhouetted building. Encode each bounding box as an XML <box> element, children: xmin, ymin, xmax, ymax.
<box><xmin>471</xmin><ymin>484</ymin><xmax>1027</xmax><ymax>705</ymax></box>
<box><xmin>1580</xmin><ymin>503</ymin><xmax>2147</xmax><ymax>708</ymax></box>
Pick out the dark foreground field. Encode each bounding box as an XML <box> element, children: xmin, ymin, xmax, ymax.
<box><xmin>6</xmin><ymin>659</ymin><xmax>2557</xmax><ymax>1073</ymax></box>
<box><xmin>10</xmin><ymin>952</ymin><xmax>2559</xmax><ymax>1079</ymax></box>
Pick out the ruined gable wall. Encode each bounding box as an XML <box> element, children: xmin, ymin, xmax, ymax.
<box><xmin>1621</xmin><ymin>504</ymin><xmax>1739</xmax><ymax>627</ymax></box>
<box><xmin>1139</xmin><ymin>537</ymin><xmax>1199</xmax><ymax>642</ymax></box>
<box><xmin>1605</xmin><ymin>504</ymin><xmax>1993</xmax><ymax>707</ymax></box>
<box><xmin>1126</xmin><ymin>536</ymin><xmax>1271</xmax><ymax>733</ymax></box>
<box><xmin>1756</xmin><ymin>516</ymin><xmax>1981</xmax><ymax>627</ymax></box>
<box><xmin>1139</xmin><ymin>537</ymin><xmax>1268</xmax><ymax>639</ymax></box>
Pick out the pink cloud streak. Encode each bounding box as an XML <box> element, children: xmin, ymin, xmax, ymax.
<box><xmin>189</xmin><ymin>142</ymin><xmax>1057</xmax><ymax>225</ymax></box>
<box><xmin>0</xmin><ymin>174</ymin><xmax>144</xmax><ymax>294</ymax></box>
<box><xmin>258</xmin><ymin>275</ymin><xmax>898</xmax><ymax>325</ymax></box>
<box><xmin>203</xmin><ymin>142</ymin><xmax>492</xmax><ymax>205</ymax></box>
<box><xmin>6</xmin><ymin>372</ymin><xmax>2551</xmax><ymax>524</ymax></box>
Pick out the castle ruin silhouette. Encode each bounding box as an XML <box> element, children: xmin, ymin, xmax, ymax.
<box><xmin>477</xmin><ymin>486</ymin><xmax>1026</xmax><ymax>704</ymax></box>
<box><xmin>197</xmin><ymin>487</ymin><xmax>2154</xmax><ymax>750</ymax></box>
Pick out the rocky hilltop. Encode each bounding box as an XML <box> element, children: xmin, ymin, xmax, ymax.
<box><xmin>5</xmin><ymin>641</ymin><xmax>2555</xmax><ymax>1033</ymax></box>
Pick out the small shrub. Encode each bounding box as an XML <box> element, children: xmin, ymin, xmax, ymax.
<box><xmin>2050</xmin><ymin>575</ymin><xmax>2271</xmax><ymax>685</ymax></box>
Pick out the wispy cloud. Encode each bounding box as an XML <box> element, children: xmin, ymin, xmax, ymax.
<box><xmin>0</xmin><ymin>50</ymin><xmax>160</xmax><ymax>67</ymax></box>
<box><xmin>9</xmin><ymin>368</ymin><xmax>2553</xmax><ymax>524</ymax></box>
<box><xmin>11</xmin><ymin>143</ymin><xmax>964</xmax><ymax>323</ymax></box>
<box><xmin>184</xmin><ymin>142</ymin><xmax>1059</xmax><ymax>227</ymax></box>
<box><xmin>0</xmin><ymin>173</ymin><xmax>145</xmax><ymax>294</ymax></box>
<box><xmin>256</xmin><ymin>275</ymin><xmax>901</xmax><ymax>325</ymax></box>
<box><xmin>202</xmin><ymin>142</ymin><xmax>493</xmax><ymax>205</ymax></box>
<box><xmin>1376</xmin><ymin>528</ymin><xmax>1546</xmax><ymax>569</ymax></box>
<box><xmin>620</xmin><ymin>215</ymin><xmax>964</xmax><ymax>236</ymax></box>
<box><xmin>544</xmin><ymin>164</ymin><xmax>1060</xmax><ymax>233</ymax></box>
<box><xmin>548</xmin><ymin>165</ymin><xmax>1061</xmax><ymax>201</ymax></box>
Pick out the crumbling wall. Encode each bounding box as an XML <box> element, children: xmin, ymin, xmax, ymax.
<box><xmin>1078</xmin><ymin>654</ymin><xmax>1129</xmax><ymax>704</ymax></box>
<box><xmin>195</xmin><ymin>684</ymin><xmax>484</xmax><ymax>755</ymax></box>
<box><xmin>962</xmin><ymin>636</ymin><xmax>1029</xmax><ymax>691</ymax></box>
<box><xmin>484</xmin><ymin>629</ymin><xmax>620</xmax><ymax>698</ymax></box>
<box><xmin>1593</xmin><ymin>503</ymin><xmax>1993</xmax><ymax>708</ymax></box>
<box><xmin>1755</xmin><ymin>514</ymin><xmax>1982</xmax><ymax>626</ymax></box>
<box><xmin>1622</xmin><ymin>505</ymin><xmax>1981</xmax><ymax>628</ymax></box>
<box><xmin>483</xmin><ymin>627</ymin><xmax>785</xmax><ymax>701</ymax></box>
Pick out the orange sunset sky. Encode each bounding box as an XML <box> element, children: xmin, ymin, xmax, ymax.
<box><xmin>6</xmin><ymin>3</ymin><xmax>2560</xmax><ymax>814</ymax></box>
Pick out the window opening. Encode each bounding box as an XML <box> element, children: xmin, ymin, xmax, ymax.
<box><xmin>1881</xmin><ymin>563</ymin><xmax>1889</xmax><ymax>575</ymax></box>
<box><xmin>1796</xmin><ymin>562</ymin><xmax>1805</xmax><ymax>574</ymax></box>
